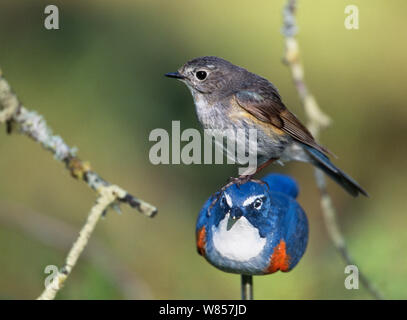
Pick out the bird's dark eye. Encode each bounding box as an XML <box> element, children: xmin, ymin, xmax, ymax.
<box><xmin>253</xmin><ymin>198</ymin><xmax>262</xmax><ymax>210</ymax></box>
<box><xmin>195</xmin><ymin>70</ymin><xmax>207</xmax><ymax>80</ymax></box>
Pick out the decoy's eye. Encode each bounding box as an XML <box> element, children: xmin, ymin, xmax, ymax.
<box><xmin>253</xmin><ymin>198</ymin><xmax>263</xmax><ymax>210</ymax></box>
<box><xmin>195</xmin><ymin>70</ymin><xmax>207</xmax><ymax>80</ymax></box>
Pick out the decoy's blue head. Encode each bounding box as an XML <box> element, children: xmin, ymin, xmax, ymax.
<box><xmin>218</xmin><ymin>182</ymin><xmax>270</xmax><ymax>231</ymax></box>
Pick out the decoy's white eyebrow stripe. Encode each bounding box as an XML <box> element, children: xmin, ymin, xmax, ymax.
<box><xmin>224</xmin><ymin>192</ymin><xmax>233</xmax><ymax>207</ymax></box>
<box><xmin>243</xmin><ymin>195</ymin><xmax>264</xmax><ymax>206</ymax></box>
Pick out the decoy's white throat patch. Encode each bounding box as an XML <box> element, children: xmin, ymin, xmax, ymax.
<box><xmin>212</xmin><ymin>213</ymin><xmax>266</xmax><ymax>261</ymax></box>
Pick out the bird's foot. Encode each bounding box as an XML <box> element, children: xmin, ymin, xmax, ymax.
<box><xmin>227</xmin><ymin>175</ymin><xmax>268</xmax><ymax>188</ymax></box>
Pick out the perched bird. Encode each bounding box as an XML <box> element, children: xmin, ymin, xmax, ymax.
<box><xmin>196</xmin><ymin>173</ymin><xmax>308</xmax><ymax>275</ymax></box>
<box><xmin>165</xmin><ymin>56</ymin><xmax>368</xmax><ymax>197</ymax></box>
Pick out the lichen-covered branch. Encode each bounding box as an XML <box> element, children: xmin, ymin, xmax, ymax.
<box><xmin>37</xmin><ymin>185</ymin><xmax>126</xmax><ymax>300</ymax></box>
<box><xmin>0</xmin><ymin>68</ymin><xmax>157</xmax><ymax>218</ymax></box>
<box><xmin>281</xmin><ymin>0</ymin><xmax>383</xmax><ymax>299</ymax></box>
<box><xmin>0</xmin><ymin>66</ymin><xmax>157</xmax><ymax>299</ymax></box>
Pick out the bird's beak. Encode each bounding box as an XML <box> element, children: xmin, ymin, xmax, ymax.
<box><xmin>226</xmin><ymin>214</ymin><xmax>241</xmax><ymax>231</ymax></box>
<box><xmin>164</xmin><ymin>71</ymin><xmax>184</xmax><ymax>79</ymax></box>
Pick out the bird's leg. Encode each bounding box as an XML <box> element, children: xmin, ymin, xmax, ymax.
<box><xmin>253</xmin><ymin>157</ymin><xmax>279</xmax><ymax>175</ymax></box>
<box><xmin>208</xmin><ymin>158</ymin><xmax>278</xmax><ymax>213</ymax></box>
<box><xmin>227</xmin><ymin>157</ymin><xmax>278</xmax><ymax>186</ymax></box>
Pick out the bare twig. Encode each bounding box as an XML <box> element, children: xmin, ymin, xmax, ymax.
<box><xmin>0</xmin><ymin>201</ymin><xmax>153</xmax><ymax>299</ymax></box>
<box><xmin>281</xmin><ymin>0</ymin><xmax>383</xmax><ymax>299</ymax></box>
<box><xmin>37</xmin><ymin>185</ymin><xmax>127</xmax><ymax>300</ymax></box>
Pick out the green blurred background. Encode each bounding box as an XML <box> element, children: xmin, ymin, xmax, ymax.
<box><xmin>0</xmin><ymin>0</ymin><xmax>406</xmax><ymax>299</ymax></box>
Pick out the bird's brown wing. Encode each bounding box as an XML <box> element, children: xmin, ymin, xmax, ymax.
<box><xmin>235</xmin><ymin>89</ymin><xmax>331</xmax><ymax>156</ymax></box>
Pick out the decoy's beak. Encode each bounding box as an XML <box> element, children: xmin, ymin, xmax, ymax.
<box><xmin>226</xmin><ymin>208</ymin><xmax>243</xmax><ymax>231</ymax></box>
<box><xmin>164</xmin><ymin>71</ymin><xmax>184</xmax><ymax>79</ymax></box>
<box><xmin>226</xmin><ymin>215</ymin><xmax>240</xmax><ymax>231</ymax></box>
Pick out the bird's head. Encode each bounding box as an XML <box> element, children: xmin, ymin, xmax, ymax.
<box><xmin>218</xmin><ymin>182</ymin><xmax>270</xmax><ymax>231</ymax></box>
<box><xmin>165</xmin><ymin>56</ymin><xmax>247</xmax><ymax>102</ymax></box>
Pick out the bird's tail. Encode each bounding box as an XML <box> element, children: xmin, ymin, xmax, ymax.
<box><xmin>304</xmin><ymin>146</ymin><xmax>368</xmax><ymax>197</ymax></box>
